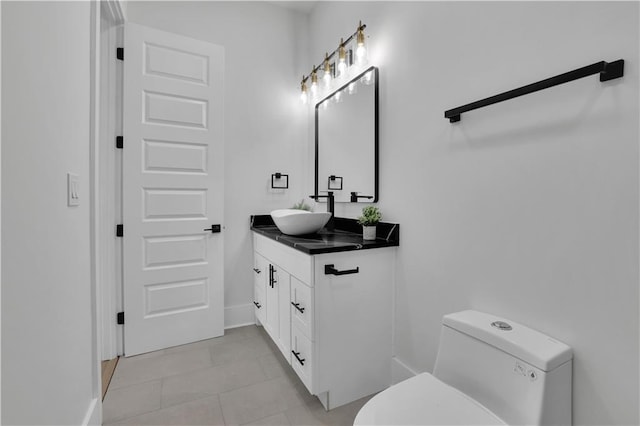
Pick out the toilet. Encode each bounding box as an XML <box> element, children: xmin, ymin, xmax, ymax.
<box><xmin>354</xmin><ymin>310</ymin><xmax>573</xmax><ymax>425</ymax></box>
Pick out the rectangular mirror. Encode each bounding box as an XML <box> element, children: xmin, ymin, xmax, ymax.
<box><xmin>315</xmin><ymin>66</ymin><xmax>378</xmax><ymax>203</ymax></box>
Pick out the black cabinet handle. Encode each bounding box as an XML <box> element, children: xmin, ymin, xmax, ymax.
<box><xmin>291</xmin><ymin>302</ymin><xmax>305</xmax><ymax>314</ymax></box>
<box><xmin>253</xmin><ymin>301</ymin><xmax>261</xmax><ymax>309</ymax></box>
<box><xmin>292</xmin><ymin>350</ymin><xmax>305</xmax><ymax>366</ymax></box>
<box><xmin>324</xmin><ymin>264</ymin><xmax>359</xmax><ymax>276</ymax></box>
<box><xmin>268</xmin><ymin>265</ymin><xmax>274</xmax><ymax>288</ymax></box>
<box><xmin>269</xmin><ymin>264</ymin><xmax>277</xmax><ymax>288</ymax></box>
<box><xmin>253</xmin><ymin>268</ymin><xmax>261</xmax><ymax>274</ymax></box>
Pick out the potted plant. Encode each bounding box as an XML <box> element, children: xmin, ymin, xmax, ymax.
<box><xmin>357</xmin><ymin>206</ymin><xmax>382</xmax><ymax>240</ymax></box>
<box><xmin>291</xmin><ymin>199</ymin><xmax>311</xmax><ymax>211</ymax></box>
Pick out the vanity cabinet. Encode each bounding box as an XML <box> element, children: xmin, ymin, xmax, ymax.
<box><xmin>252</xmin><ymin>232</ymin><xmax>394</xmax><ymax>410</ymax></box>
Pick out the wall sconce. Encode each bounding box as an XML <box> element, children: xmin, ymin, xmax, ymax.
<box><xmin>299</xmin><ymin>21</ymin><xmax>367</xmax><ymax>104</ymax></box>
<box><xmin>327</xmin><ymin>175</ymin><xmax>343</xmax><ymax>190</ymax></box>
<box><xmin>271</xmin><ymin>173</ymin><xmax>289</xmax><ymax>189</ymax></box>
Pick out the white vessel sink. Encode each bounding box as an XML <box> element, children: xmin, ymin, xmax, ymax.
<box><xmin>270</xmin><ymin>209</ymin><xmax>332</xmax><ymax>236</ymax></box>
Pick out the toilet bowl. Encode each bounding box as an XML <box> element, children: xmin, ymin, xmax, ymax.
<box><xmin>354</xmin><ymin>310</ymin><xmax>572</xmax><ymax>425</ymax></box>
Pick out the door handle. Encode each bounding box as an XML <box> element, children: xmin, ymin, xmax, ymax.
<box><xmin>204</xmin><ymin>224</ymin><xmax>221</xmax><ymax>233</ymax></box>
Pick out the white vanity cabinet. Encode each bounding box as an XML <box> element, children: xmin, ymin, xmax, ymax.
<box><xmin>252</xmin><ymin>232</ymin><xmax>394</xmax><ymax>410</ymax></box>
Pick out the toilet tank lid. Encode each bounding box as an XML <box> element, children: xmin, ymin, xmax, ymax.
<box><xmin>442</xmin><ymin>310</ymin><xmax>573</xmax><ymax>372</ymax></box>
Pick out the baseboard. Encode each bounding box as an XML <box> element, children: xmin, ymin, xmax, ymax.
<box><xmin>224</xmin><ymin>303</ymin><xmax>255</xmax><ymax>329</ymax></box>
<box><xmin>391</xmin><ymin>356</ymin><xmax>418</xmax><ymax>385</ymax></box>
<box><xmin>82</xmin><ymin>397</ymin><xmax>101</xmax><ymax>426</ymax></box>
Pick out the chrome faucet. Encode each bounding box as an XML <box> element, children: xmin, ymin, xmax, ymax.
<box><xmin>310</xmin><ymin>191</ymin><xmax>335</xmax><ymax>231</ymax></box>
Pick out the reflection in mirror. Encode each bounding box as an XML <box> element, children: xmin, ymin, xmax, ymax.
<box><xmin>315</xmin><ymin>66</ymin><xmax>378</xmax><ymax>203</ymax></box>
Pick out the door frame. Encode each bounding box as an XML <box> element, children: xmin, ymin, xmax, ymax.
<box><xmin>96</xmin><ymin>0</ymin><xmax>125</xmax><ymax>361</ymax></box>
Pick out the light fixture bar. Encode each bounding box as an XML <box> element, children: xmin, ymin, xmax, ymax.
<box><xmin>300</xmin><ymin>22</ymin><xmax>366</xmax><ymax>86</ymax></box>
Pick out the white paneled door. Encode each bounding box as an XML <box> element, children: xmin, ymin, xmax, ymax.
<box><xmin>123</xmin><ymin>23</ymin><xmax>224</xmax><ymax>356</ymax></box>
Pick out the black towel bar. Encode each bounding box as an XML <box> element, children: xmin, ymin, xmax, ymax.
<box><xmin>444</xmin><ymin>59</ymin><xmax>624</xmax><ymax>123</ymax></box>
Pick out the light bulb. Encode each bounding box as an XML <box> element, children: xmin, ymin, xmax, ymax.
<box><xmin>356</xmin><ymin>44</ymin><xmax>366</xmax><ymax>61</ymax></box>
<box><xmin>323</xmin><ymin>53</ymin><xmax>332</xmax><ymax>87</ymax></box>
<box><xmin>310</xmin><ymin>70</ymin><xmax>318</xmax><ymax>96</ymax></box>
<box><xmin>337</xmin><ymin>38</ymin><xmax>347</xmax><ymax>77</ymax></box>
<box><xmin>356</xmin><ymin>21</ymin><xmax>367</xmax><ymax>63</ymax></box>
<box><xmin>334</xmin><ymin>90</ymin><xmax>343</xmax><ymax>103</ymax></box>
<box><xmin>348</xmin><ymin>81</ymin><xmax>357</xmax><ymax>95</ymax></box>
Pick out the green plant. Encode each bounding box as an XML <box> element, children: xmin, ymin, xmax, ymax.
<box><xmin>357</xmin><ymin>206</ymin><xmax>382</xmax><ymax>226</ymax></box>
<box><xmin>291</xmin><ymin>199</ymin><xmax>312</xmax><ymax>211</ymax></box>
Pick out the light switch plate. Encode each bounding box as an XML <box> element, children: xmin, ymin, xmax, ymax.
<box><xmin>67</xmin><ymin>173</ymin><xmax>80</xmax><ymax>206</ymax></box>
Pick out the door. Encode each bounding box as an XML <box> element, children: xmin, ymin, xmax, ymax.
<box><xmin>123</xmin><ymin>23</ymin><xmax>224</xmax><ymax>356</ymax></box>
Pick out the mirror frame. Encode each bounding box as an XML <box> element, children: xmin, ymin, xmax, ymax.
<box><xmin>314</xmin><ymin>66</ymin><xmax>379</xmax><ymax>203</ymax></box>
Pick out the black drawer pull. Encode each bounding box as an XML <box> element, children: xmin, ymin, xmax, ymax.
<box><xmin>292</xmin><ymin>350</ymin><xmax>305</xmax><ymax>366</ymax></box>
<box><xmin>291</xmin><ymin>302</ymin><xmax>305</xmax><ymax>314</ymax></box>
<box><xmin>253</xmin><ymin>301</ymin><xmax>261</xmax><ymax>309</ymax></box>
<box><xmin>253</xmin><ymin>268</ymin><xmax>261</xmax><ymax>274</ymax></box>
<box><xmin>324</xmin><ymin>264</ymin><xmax>359</xmax><ymax>276</ymax></box>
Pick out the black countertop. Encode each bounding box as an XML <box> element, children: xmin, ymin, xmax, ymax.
<box><xmin>250</xmin><ymin>215</ymin><xmax>400</xmax><ymax>255</ymax></box>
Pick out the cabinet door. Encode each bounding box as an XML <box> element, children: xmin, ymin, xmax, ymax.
<box><xmin>273</xmin><ymin>264</ymin><xmax>291</xmax><ymax>361</ymax></box>
<box><xmin>253</xmin><ymin>253</ymin><xmax>268</xmax><ymax>325</ymax></box>
<box><xmin>264</xmin><ymin>263</ymin><xmax>279</xmax><ymax>342</ymax></box>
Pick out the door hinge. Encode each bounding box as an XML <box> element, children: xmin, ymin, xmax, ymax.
<box><xmin>116</xmin><ymin>136</ymin><xmax>123</xmax><ymax>149</ymax></box>
<box><xmin>116</xmin><ymin>224</ymin><xmax>124</xmax><ymax>237</ymax></box>
<box><xmin>117</xmin><ymin>312</ymin><xmax>125</xmax><ymax>325</ymax></box>
<box><xmin>116</xmin><ymin>47</ymin><xmax>124</xmax><ymax>61</ymax></box>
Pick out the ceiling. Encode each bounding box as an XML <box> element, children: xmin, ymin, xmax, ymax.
<box><xmin>268</xmin><ymin>1</ymin><xmax>318</xmax><ymax>14</ymax></box>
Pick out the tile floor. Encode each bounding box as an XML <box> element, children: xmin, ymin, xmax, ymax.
<box><xmin>103</xmin><ymin>325</ymin><xmax>373</xmax><ymax>425</ymax></box>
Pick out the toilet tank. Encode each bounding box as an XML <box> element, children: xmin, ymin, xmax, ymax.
<box><xmin>433</xmin><ymin>311</ymin><xmax>572</xmax><ymax>426</ymax></box>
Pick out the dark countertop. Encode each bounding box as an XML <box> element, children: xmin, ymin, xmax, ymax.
<box><xmin>250</xmin><ymin>215</ymin><xmax>400</xmax><ymax>255</ymax></box>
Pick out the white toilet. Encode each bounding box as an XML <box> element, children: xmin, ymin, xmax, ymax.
<box><xmin>354</xmin><ymin>310</ymin><xmax>573</xmax><ymax>425</ymax></box>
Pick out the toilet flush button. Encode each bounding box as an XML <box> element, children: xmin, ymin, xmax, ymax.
<box><xmin>491</xmin><ymin>321</ymin><xmax>512</xmax><ymax>331</ymax></box>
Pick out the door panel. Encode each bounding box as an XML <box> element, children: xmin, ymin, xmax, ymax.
<box><xmin>123</xmin><ymin>22</ymin><xmax>224</xmax><ymax>356</ymax></box>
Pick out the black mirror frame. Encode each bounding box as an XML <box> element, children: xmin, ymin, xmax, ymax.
<box><xmin>314</xmin><ymin>66</ymin><xmax>379</xmax><ymax>203</ymax></box>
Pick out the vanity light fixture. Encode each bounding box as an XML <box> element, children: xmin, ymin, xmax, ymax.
<box><xmin>337</xmin><ymin>38</ymin><xmax>347</xmax><ymax>77</ymax></box>
<box><xmin>299</xmin><ymin>21</ymin><xmax>368</xmax><ymax>104</ymax></box>
<box><xmin>323</xmin><ymin>53</ymin><xmax>332</xmax><ymax>86</ymax></box>
<box><xmin>300</xmin><ymin>77</ymin><xmax>308</xmax><ymax>104</ymax></box>
<box><xmin>356</xmin><ymin>20</ymin><xmax>367</xmax><ymax>63</ymax></box>
<box><xmin>310</xmin><ymin>70</ymin><xmax>319</xmax><ymax>97</ymax></box>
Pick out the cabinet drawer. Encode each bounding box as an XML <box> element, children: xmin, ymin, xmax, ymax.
<box><xmin>253</xmin><ymin>284</ymin><xmax>265</xmax><ymax>324</ymax></box>
<box><xmin>254</xmin><ymin>233</ymin><xmax>312</xmax><ymax>284</ymax></box>
<box><xmin>291</xmin><ymin>325</ymin><xmax>314</xmax><ymax>394</ymax></box>
<box><xmin>291</xmin><ymin>276</ymin><xmax>313</xmax><ymax>340</ymax></box>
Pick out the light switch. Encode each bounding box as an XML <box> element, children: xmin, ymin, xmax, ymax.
<box><xmin>67</xmin><ymin>173</ymin><xmax>80</xmax><ymax>206</ymax></box>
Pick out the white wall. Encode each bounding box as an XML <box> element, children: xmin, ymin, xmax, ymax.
<box><xmin>307</xmin><ymin>2</ymin><xmax>639</xmax><ymax>425</ymax></box>
<box><xmin>125</xmin><ymin>1</ymin><xmax>309</xmax><ymax>326</ymax></box>
<box><xmin>1</xmin><ymin>2</ymin><xmax>96</xmax><ymax>424</ymax></box>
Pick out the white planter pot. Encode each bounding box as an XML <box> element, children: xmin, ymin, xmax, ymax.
<box><xmin>362</xmin><ymin>225</ymin><xmax>377</xmax><ymax>240</ymax></box>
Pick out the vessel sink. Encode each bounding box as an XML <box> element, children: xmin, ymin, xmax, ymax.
<box><xmin>270</xmin><ymin>209</ymin><xmax>332</xmax><ymax>236</ymax></box>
